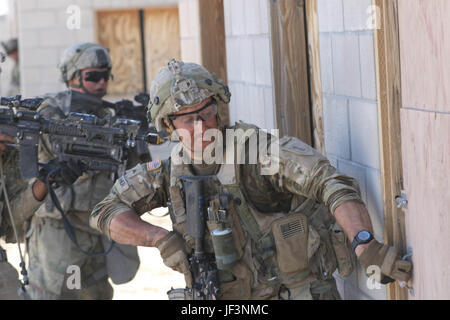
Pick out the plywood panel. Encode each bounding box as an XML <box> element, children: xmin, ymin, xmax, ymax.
<box><xmin>398</xmin><ymin>0</ymin><xmax>450</xmax><ymax>112</ymax></box>
<box><xmin>270</xmin><ymin>0</ymin><xmax>312</xmax><ymax>144</ymax></box>
<box><xmin>400</xmin><ymin>109</ymin><xmax>450</xmax><ymax>299</ymax></box>
<box><xmin>97</xmin><ymin>10</ymin><xmax>144</xmax><ymax>94</ymax></box>
<box><xmin>373</xmin><ymin>0</ymin><xmax>408</xmax><ymax>300</ymax></box>
<box><xmin>144</xmin><ymin>8</ymin><xmax>181</xmax><ymax>87</ymax></box>
<box><xmin>305</xmin><ymin>0</ymin><xmax>324</xmax><ymax>153</ymax></box>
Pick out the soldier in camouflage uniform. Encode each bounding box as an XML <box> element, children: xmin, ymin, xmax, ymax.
<box><xmin>0</xmin><ymin>134</ymin><xmax>69</xmax><ymax>299</ymax></box>
<box><xmin>26</xmin><ymin>42</ymin><xmax>144</xmax><ymax>300</ymax></box>
<box><xmin>1</xmin><ymin>38</ymin><xmax>20</xmax><ymax>96</ymax></box>
<box><xmin>90</xmin><ymin>60</ymin><xmax>412</xmax><ymax>300</ymax></box>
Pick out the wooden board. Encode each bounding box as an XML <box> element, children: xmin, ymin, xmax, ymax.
<box><xmin>305</xmin><ymin>0</ymin><xmax>324</xmax><ymax>153</ymax></box>
<box><xmin>96</xmin><ymin>10</ymin><xmax>144</xmax><ymax>94</ymax></box>
<box><xmin>397</xmin><ymin>0</ymin><xmax>450</xmax><ymax>299</ymax></box>
<box><xmin>144</xmin><ymin>8</ymin><xmax>181</xmax><ymax>88</ymax></box>
<box><xmin>398</xmin><ymin>0</ymin><xmax>450</xmax><ymax>112</ymax></box>
<box><xmin>198</xmin><ymin>0</ymin><xmax>229</xmax><ymax>126</ymax></box>
<box><xmin>270</xmin><ymin>0</ymin><xmax>312</xmax><ymax>145</ymax></box>
<box><xmin>373</xmin><ymin>0</ymin><xmax>408</xmax><ymax>300</ymax></box>
<box><xmin>400</xmin><ymin>109</ymin><xmax>450</xmax><ymax>299</ymax></box>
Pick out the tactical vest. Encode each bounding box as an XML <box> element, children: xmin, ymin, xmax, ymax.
<box><xmin>167</xmin><ymin>143</ymin><xmax>354</xmax><ymax>299</ymax></box>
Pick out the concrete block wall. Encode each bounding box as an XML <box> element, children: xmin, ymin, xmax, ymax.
<box><xmin>317</xmin><ymin>0</ymin><xmax>386</xmax><ymax>300</ymax></box>
<box><xmin>223</xmin><ymin>0</ymin><xmax>275</xmax><ymax>130</ymax></box>
<box><xmin>16</xmin><ymin>0</ymin><xmax>177</xmax><ymax>98</ymax></box>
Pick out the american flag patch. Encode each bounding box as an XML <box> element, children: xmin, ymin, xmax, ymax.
<box><xmin>146</xmin><ymin>158</ymin><xmax>162</xmax><ymax>172</ymax></box>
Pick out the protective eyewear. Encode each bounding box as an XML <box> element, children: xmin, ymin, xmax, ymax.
<box><xmin>83</xmin><ymin>70</ymin><xmax>110</xmax><ymax>83</ymax></box>
<box><xmin>168</xmin><ymin>99</ymin><xmax>218</xmax><ymax>127</ymax></box>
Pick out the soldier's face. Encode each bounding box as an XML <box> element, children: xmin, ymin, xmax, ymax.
<box><xmin>80</xmin><ymin>67</ymin><xmax>109</xmax><ymax>96</ymax></box>
<box><xmin>171</xmin><ymin>98</ymin><xmax>219</xmax><ymax>152</ymax></box>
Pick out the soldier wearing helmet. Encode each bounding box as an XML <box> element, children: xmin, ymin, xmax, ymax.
<box><xmin>90</xmin><ymin>59</ymin><xmax>412</xmax><ymax>300</ymax></box>
<box><xmin>23</xmin><ymin>42</ymin><xmax>143</xmax><ymax>300</ymax></box>
<box><xmin>1</xmin><ymin>38</ymin><xmax>20</xmax><ymax>96</ymax></box>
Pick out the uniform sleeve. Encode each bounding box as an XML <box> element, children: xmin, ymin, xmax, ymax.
<box><xmin>262</xmin><ymin>136</ymin><xmax>365</xmax><ymax>215</ymax></box>
<box><xmin>89</xmin><ymin>159</ymin><xmax>170</xmax><ymax>237</ymax></box>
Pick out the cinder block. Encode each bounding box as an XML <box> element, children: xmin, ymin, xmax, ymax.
<box><xmin>319</xmin><ymin>33</ymin><xmax>334</xmax><ymax>94</ymax></box>
<box><xmin>223</xmin><ymin>0</ymin><xmax>232</xmax><ymax>36</ymax></box>
<box><xmin>365</xmin><ymin>168</ymin><xmax>384</xmax><ymax>240</ymax></box>
<box><xmin>37</xmin><ymin>0</ymin><xmax>74</xmax><ymax>9</ymax></box>
<box><xmin>91</xmin><ymin>0</ymin><xmax>112</xmax><ymax>9</ymax></box>
<box><xmin>225</xmin><ymin>37</ymin><xmax>240</xmax><ymax>82</ymax></box>
<box><xmin>187</xmin><ymin>0</ymin><xmax>201</xmax><ymax>38</ymax></box>
<box><xmin>348</xmin><ymin>99</ymin><xmax>380</xmax><ymax>169</ymax></box>
<box><xmin>18</xmin><ymin>30</ymin><xmax>39</xmax><ymax>49</ymax></box>
<box><xmin>239</xmin><ymin>37</ymin><xmax>255</xmax><ymax>84</ymax></box>
<box><xmin>20</xmin><ymin>11</ymin><xmax>56</xmax><ymax>29</ymax></box>
<box><xmin>253</xmin><ymin>36</ymin><xmax>272</xmax><ymax>86</ymax></box>
<box><xmin>178</xmin><ymin>0</ymin><xmax>190</xmax><ymax>38</ymax></box>
<box><xmin>227</xmin><ymin>82</ymin><xmax>238</xmax><ymax>124</ymax></box>
<box><xmin>180</xmin><ymin>38</ymin><xmax>201</xmax><ymax>64</ymax></box>
<box><xmin>18</xmin><ymin>0</ymin><xmax>38</xmax><ymax>11</ymax></box>
<box><xmin>230</xmin><ymin>82</ymin><xmax>245</xmax><ymax>122</ymax></box>
<box><xmin>317</xmin><ymin>0</ymin><xmax>344</xmax><ymax>32</ymax></box>
<box><xmin>337</xmin><ymin>159</ymin><xmax>368</xmax><ymax>204</ymax></box>
<box><xmin>38</xmin><ymin>29</ymin><xmax>76</xmax><ymax>47</ymax></box>
<box><xmin>258</xmin><ymin>0</ymin><xmax>269</xmax><ymax>34</ymax></box>
<box><xmin>21</xmin><ymin>48</ymin><xmax>59</xmax><ymax>68</ymax></box>
<box><xmin>230</xmin><ymin>0</ymin><xmax>246</xmax><ymax>36</ymax></box>
<box><xmin>332</xmin><ymin>33</ymin><xmax>362</xmax><ymax>98</ymax></box>
<box><xmin>323</xmin><ymin>94</ymin><xmax>350</xmax><ymax>160</ymax></box>
<box><xmin>247</xmin><ymin>85</ymin><xmax>266</xmax><ymax>128</ymax></box>
<box><xmin>343</xmin><ymin>0</ymin><xmax>373</xmax><ymax>31</ymax></box>
<box><xmin>263</xmin><ymin>87</ymin><xmax>275</xmax><ymax>130</ymax></box>
<box><xmin>359</xmin><ymin>33</ymin><xmax>377</xmax><ymax>100</ymax></box>
<box><xmin>244</xmin><ymin>0</ymin><xmax>260</xmax><ymax>35</ymax></box>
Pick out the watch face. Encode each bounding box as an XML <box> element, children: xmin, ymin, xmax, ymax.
<box><xmin>358</xmin><ymin>231</ymin><xmax>371</xmax><ymax>241</ymax></box>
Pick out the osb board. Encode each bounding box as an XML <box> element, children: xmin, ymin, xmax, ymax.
<box><xmin>96</xmin><ymin>10</ymin><xmax>144</xmax><ymax>94</ymax></box>
<box><xmin>144</xmin><ymin>8</ymin><xmax>181</xmax><ymax>87</ymax></box>
<box><xmin>373</xmin><ymin>0</ymin><xmax>407</xmax><ymax>300</ymax></box>
<box><xmin>305</xmin><ymin>0</ymin><xmax>324</xmax><ymax>153</ymax></box>
<box><xmin>270</xmin><ymin>0</ymin><xmax>312</xmax><ymax>145</ymax></box>
<box><xmin>400</xmin><ymin>109</ymin><xmax>450</xmax><ymax>299</ymax></box>
<box><xmin>398</xmin><ymin>0</ymin><xmax>450</xmax><ymax>112</ymax></box>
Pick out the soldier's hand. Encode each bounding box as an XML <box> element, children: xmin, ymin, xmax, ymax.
<box><xmin>155</xmin><ymin>231</ymin><xmax>193</xmax><ymax>288</ymax></box>
<box><xmin>0</xmin><ymin>133</ymin><xmax>15</xmax><ymax>156</ymax></box>
<box><xmin>358</xmin><ymin>240</ymin><xmax>412</xmax><ymax>284</ymax></box>
<box><xmin>38</xmin><ymin>158</ymin><xmax>84</xmax><ymax>186</ymax></box>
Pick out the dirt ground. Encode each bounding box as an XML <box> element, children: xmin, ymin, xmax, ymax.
<box><xmin>2</xmin><ymin>207</ymin><xmax>185</xmax><ymax>300</ymax></box>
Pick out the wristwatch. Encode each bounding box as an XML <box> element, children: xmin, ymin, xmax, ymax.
<box><xmin>351</xmin><ymin>230</ymin><xmax>374</xmax><ymax>253</ymax></box>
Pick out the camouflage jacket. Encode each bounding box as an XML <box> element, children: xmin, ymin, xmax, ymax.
<box><xmin>0</xmin><ymin>149</ymin><xmax>43</xmax><ymax>243</ymax></box>
<box><xmin>90</xmin><ymin>122</ymin><xmax>363</xmax><ymax>299</ymax></box>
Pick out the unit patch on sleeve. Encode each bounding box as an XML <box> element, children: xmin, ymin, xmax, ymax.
<box><xmin>146</xmin><ymin>158</ymin><xmax>162</xmax><ymax>172</ymax></box>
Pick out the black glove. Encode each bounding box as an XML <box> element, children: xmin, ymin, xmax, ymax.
<box><xmin>38</xmin><ymin>158</ymin><xmax>84</xmax><ymax>186</ymax></box>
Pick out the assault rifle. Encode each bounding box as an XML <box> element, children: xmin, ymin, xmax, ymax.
<box><xmin>70</xmin><ymin>91</ymin><xmax>154</xmax><ymax>160</ymax></box>
<box><xmin>168</xmin><ymin>176</ymin><xmax>221</xmax><ymax>300</ymax></box>
<box><xmin>0</xmin><ymin>95</ymin><xmax>162</xmax><ymax>179</ymax></box>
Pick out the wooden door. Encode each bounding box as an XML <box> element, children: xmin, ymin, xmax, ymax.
<box><xmin>397</xmin><ymin>0</ymin><xmax>450</xmax><ymax>299</ymax></box>
<box><xmin>144</xmin><ymin>8</ymin><xmax>181</xmax><ymax>87</ymax></box>
<box><xmin>97</xmin><ymin>10</ymin><xmax>144</xmax><ymax>94</ymax></box>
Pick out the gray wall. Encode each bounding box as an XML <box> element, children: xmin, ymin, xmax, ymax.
<box><xmin>17</xmin><ymin>0</ymin><xmax>177</xmax><ymax>98</ymax></box>
<box><xmin>317</xmin><ymin>0</ymin><xmax>386</xmax><ymax>300</ymax></box>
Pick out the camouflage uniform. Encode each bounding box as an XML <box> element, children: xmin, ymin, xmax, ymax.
<box><xmin>90</xmin><ymin>60</ymin><xmax>363</xmax><ymax>300</ymax></box>
<box><xmin>26</xmin><ymin>43</ymin><xmax>142</xmax><ymax>300</ymax></box>
<box><xmin>0</xmin><ymin>149</ymin><xmax>44</xmax><ymax>299</ymax></box>
<box><xmin>1</xmin><ymin>38</ymin><xmax>20</xmax><ymax>96</ymax></box>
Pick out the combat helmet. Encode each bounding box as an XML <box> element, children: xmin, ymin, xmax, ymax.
<box><xmin>58</xmin><ymin>42</ymin><xmax>112</xmax><ymax>84</ymax></box>
<box><xmin>1</xmin><ymin>38</ymin><xmax>18</xmax><ymax>55</ymax></box>
<box><xmin>148</xmin><ymin>59</ymin><xmax>231</xmax><ymax>134</ymax></box>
